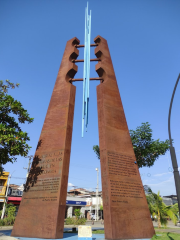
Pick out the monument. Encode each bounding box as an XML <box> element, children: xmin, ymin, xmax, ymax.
<box><xmin>95</xmin><ymin>35</ymin><xmax>155</xmax><ymax>239</ymax></box>
<box><xmin>11</xmin><ymin>4</ymin><xmax>155</xmax><ymax>240</ymax></box>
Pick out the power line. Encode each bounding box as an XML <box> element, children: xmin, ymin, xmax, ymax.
<box><xmin>68</xmin><ymin>176</ymin><xmax>101</xmax><ymax>183</ymax></box>
<box><xmin>11</xmin><ymin>177</ymin><xmax>26</xmax><ymax>179</ymax></box>
<box><xmin>70</xmin><ymin>164</ymin><xmax>99</xmax><ymax>170</ymax></box>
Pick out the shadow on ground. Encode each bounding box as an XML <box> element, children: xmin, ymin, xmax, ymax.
<box><xmin>0</xmin><ymin>229</ymin><xmax>11</xmax><ymax>236</ymax></box>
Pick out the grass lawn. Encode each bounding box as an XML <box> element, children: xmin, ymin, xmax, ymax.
<box><xmin>92</xmin><ymin>230</ymin><xmax>104</xmax><ymax>234</ymax></box>
<box><xmin>154</xmin><ymin>226</ymin><xmax>178</xmax><ymax>229</ymax></box>
<box><xmin>64</xmin><ymin>230</ymin><xmax>180</xmax><ymax>239</ymax></box>
<box><xmin>152</xmin><ymin>232</ymin><xmax>180</xmax><ymax>239</ymax></box>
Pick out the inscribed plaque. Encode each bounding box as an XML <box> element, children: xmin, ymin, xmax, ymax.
<box><xmin>78</xmin><ymin>226</ymin><xmax>92</xmax><ymax>238</ymax></box>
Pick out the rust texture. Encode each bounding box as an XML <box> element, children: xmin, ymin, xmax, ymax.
<box><xmin>11</xmin><ymin>37</ymin><xmax>79</xmax><ymax>239</ymax></box>
<box><xmin>95</xmin><ymin>35</ymin><xmax>155</xmax><ymax>239</ymax></box>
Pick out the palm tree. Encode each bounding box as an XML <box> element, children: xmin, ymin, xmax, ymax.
<box><xmin>146</xmin><ymin>188</ymin><xmax>178</xmax><ymax>228</ymax></box>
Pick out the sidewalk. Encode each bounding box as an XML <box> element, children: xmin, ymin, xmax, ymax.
<box><xmin>153</xmin><ymin>220</ymin><xmax>180</xmax><ymax>234</ymax></box>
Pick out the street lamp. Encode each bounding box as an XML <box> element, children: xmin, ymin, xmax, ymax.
<box><xmin>168</xmin><ymin>73</ymin><xmax>180</xmax><ymax>212</ymax></box>
<box><xmin>95</xmin><ymin>168</ymin><xmax>99</xmax><ymax>221</ymax></box>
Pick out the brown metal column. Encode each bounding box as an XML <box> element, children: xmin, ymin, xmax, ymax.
<box><xmin>95</xmin><ymin>35</ymin><xmax>155</xmax><ymax>239</ymax></box>
<box><xmin>11</xmin><ymin>37</ymin><xmax>80</xmax><ymax>239</ymax></box>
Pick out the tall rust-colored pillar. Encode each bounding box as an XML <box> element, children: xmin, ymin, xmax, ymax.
<box><xmin>95</xmin><ymin>36</ymin><xmax>155</xmax><ymax>239</ymax></box>
<box><xmin>11</xmin><ymin>37</ymin><xmax>79</xmax><ymax>239</ymax></box>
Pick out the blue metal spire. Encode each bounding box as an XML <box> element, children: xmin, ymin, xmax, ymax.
<box><xmin>82</xmin><ymin>2</ymin><xmax>91</xmax><ymax>137</ymax></box>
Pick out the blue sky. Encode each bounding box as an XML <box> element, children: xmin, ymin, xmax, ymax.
<box><xmin>0</xmin><ymin>0</ymin><xmax>180</xmax><ymax>196</ymax></box>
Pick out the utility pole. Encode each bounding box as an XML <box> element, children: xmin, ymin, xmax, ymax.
<box><xmin>24</xmin><ymin>155</ymin><xmax>33</xmax><ymax>181</ymax></box>
<box><xmin>72</xmin><ymin>185</ymin><xmax>78</xmax><ymax>197</ymax></box>
<box><xmin>168</xmin><ymin>73</ymin><xmax>180</xmax><ymax>212</ymax></box>
<box><xmin>1</xmin><ymin>174</ymin><xmax>11</xmax><ymax>219</ymax></box>
<box><xmin>95</xmin><ymin>168</ymin><xmax>99</xmax><ymax>221</ymax></box>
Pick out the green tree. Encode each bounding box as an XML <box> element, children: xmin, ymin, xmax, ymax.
<box><xmin>0</xmin><ymin>80</ymin><xmax>34</xmax><ymax>173</ymax></box>
<box><xmin>171</xmin><ymin>203</ymin><xmax>179</xmax><ymax>220</ymax></box>
<box><xmin>144</xmin><ymin>185</ymin><xmax>155</xmax><ymax>216</ymax></box>
<box><xmin>93</xmin><ymin>122</ymin><xmax>170</xmax><ymax>168</ymax></box>
<box><xmin>146</xmin><ymin>188</ymin><xmax>178</xmax><ymax>228</ymax></box>
<box><xmin>74</xmin><ymin>209</ymin><xmax>81</xmax><ymax>219</ymax></box>
<box><xmin>93</xmin><ymin>145</ymin><xmax>100</xmax><ymax>160</ymax></box>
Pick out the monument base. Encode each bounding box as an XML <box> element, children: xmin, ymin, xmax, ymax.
<box><xmin>12</xmin><ymin>233</ymin><xmax>152</xmax><ymax>240</ymax></box>
<box><xmin>78</xmin><ymin>238</ymin><xmax>92</xmax><ymax>240</ymax></box>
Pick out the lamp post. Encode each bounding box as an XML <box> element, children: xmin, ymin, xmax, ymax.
<box><xmin>95</xmin><ymin>168</ymin><xmax>99</xmax><ymax>221</ymax></box>
<box><xmin>168</xmin><ymin>73</ymin><xmax>180</xmax><ymax>212</ymax></box>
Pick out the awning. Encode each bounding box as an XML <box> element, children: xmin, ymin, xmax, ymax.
<box><xmin>66</xmin><ymin>200</ymin><xmax>86</xmax><ymax>206</ymax></box>
<box><xmin>7</xmin><ymin>201</ymin><xmax>20</xmax><ymax>205</ymax></box>
<box><xmin>8</xmin><ymin>197</ymin><xmax>22</xmax><ymax>201</ymax></box>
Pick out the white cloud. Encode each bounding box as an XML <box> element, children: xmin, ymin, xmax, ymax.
<box><xmin>153</xmin><ymin>172</ymin><xmax>171</xmax><ymax>177</ymax></box>
<box><xmin>85</xmin><ymin>188</ymin><xmax>93</xmax><ymax>191</ymax></box>
<box><xmin>68</xmin><ymin>183</ymin><xmax>74</xmax><ymax>187</ymax></box>
<box><xmin>143</xmin><ymin>178</ymin><xmax>156</xmax><ymax>183</ymax></box>
<box><xmin>148</xmin><ymin>176</ymin><xmax>174</xmax><ymax>186</ymax></box>
<box><xmin>143</xmin><ymin>176</ymin><xmax>176</xmax><ymax>196</ymax></box>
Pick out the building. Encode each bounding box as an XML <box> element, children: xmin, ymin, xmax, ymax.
<box><xmin>0</xmin><ymin>172</ymin><xmax>9</xmax><ymax>209</ymax></box>
<box><xmin>7</xmin><ymin>185</ymin><xmax>88</xmax><ymax>217</ymax></box>
<box><xmin>162</xmin><ymin>195</ymin><xmax>178</xmax><ymax>206</ymax></box>
<box><xmin>7</xmin><ymin>184</ymin><xmax>23</xmax><ymax>215</ymax></box>
<box><xmin>67</xmin><ymin>188</ymin><xmax>103</xmax><ymax>219</ymax></box>
<box><xmin>7</xmin><ymin>185</ymin><xmax>103</xmax><ymax>219</ymax></box>
<box><xmin>65</xmin><ymin>194</ymin><xmax>87</xmax><ymax>218</ymax></box>
<box><xmin>84</xmin><ymin>191</ymin><xmax>103</xmax><ymax>220</ymax></box>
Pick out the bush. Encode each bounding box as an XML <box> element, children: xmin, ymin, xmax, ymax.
<box><xmin>65</xmin><ymin>217</ymin><xmax>86</xmax><ymax>225</ymax></box>
<box><xmin>0</xmin><ymin>203</ymin><xmax>16</xmax><ymax>226</ymax></box>
<box><xmin>65</xmin><ymin>217</ymin><xmax>75</xmax><ymax>225</ymax></box>
<box><xmin>0</xmin><ymin>216</ymin><xmax>16</xmax><ymax>226</ymax></box>
<box><xmin>3</xmin><ymin>216</ymin><xmax>15</xmax><ymax>225</ymax></box>
<box><xmin>0</xmin><ymin>219</ymin><xmax>5</xmax><ymax>226</ymax></box>
<box><xmin>76</xmin><ymin>218</ymin><xmax>86</xmax><ymax>225</ymax></box>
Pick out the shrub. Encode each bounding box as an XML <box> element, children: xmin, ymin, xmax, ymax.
<box><xmin>65</xmin><ymin>217</ymin><xmax>86</xmax><ymax>225</ymax></box>
<box><xmin>0</xmin><ymin>219</ymin><xmax>5</xmax><ymax>226</ymax></box>
<box><xmin>65</xmin><ymin>217</ymin><xmax>75</xmax><ymax>225</ymax></box>
<box><xmin>3</xmin><ymin>216</ymin><xmax>15</xmax><ymax>225</ymax></box>
<box><xmin>76</xmin><ymin>218</ymin><xmax>86</xmax><ymax>225</ymax></box>
<box><xmin>0</xmin><ymin>203</ymin><xmax>16</xmax><ymax>226</ymax></box>
<box><xmin>6</xmin><ymin>204</ymin><xmax>16</xmax><ymax>218</ymax></box>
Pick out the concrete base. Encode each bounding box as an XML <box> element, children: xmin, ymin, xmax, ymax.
<box><xmin>11</xmin><ymin>233</ymin><xmax>151</xmax><ymax>240</ymax></box>
<box><xmin>78</xmin><ymin>237</ymin><xmax>92</xmax><ymax>240</ymax></box>
<box><xmin>0</xmin><ymin>227</ymin><xmax>153</xmax><ymax>240</ymax></box>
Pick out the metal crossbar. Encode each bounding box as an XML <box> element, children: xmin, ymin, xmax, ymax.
<box><xmin>75</xmin><ymin>43</ymin><xmax>98</xmax><ymax>48</ymax></box>
<box><xmin>69</xmin><ymin>77</ymin><xmax>103</xmax><ymax>82</ymax></box>
<box><xmin>72</xmin><ymin>58</ymin><xmax>100</xmax><ymax>63</ymax></box>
